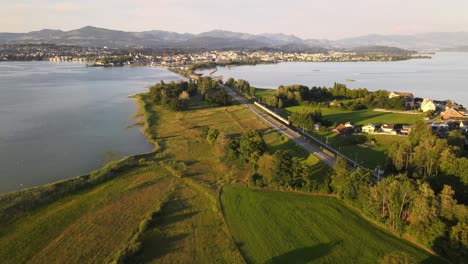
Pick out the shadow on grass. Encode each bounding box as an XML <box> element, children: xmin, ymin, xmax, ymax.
<box><xmin>156</xmin><ymin>191</ymin><xmax>199</xmax><ymax>228</ymax></box>
<box><xmin>326</xmin><ymin>111</ymin><xmax>387</xmax><ymax>124</ymax></box>
<box><xmin>265</xmin><ymin>242</ymin><xmax>338</xmax><ymax>264</ymax></box>
<box><xmin>139</xmin><ymin>232</ymin><xmax>189</xmax><ymax>263</ymax></box>
<box><xmin>139</xmin><ymin>190</ymin><xmax>199</xmax><ymax>262</ymax></box>
<box><xmin>266</xmin><ymin>137</ymin><xmax>310</xmax><ymax>160</ymax></box>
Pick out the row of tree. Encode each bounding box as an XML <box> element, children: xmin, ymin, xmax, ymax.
<box><xmin>225</xmin><ymin>78</ymin><xmax>256</xmax><ymax>97</ymax></box>
<box><xmin>289</xmin><ymin>109</ymin><xmax>323</xmax><ymax>131</ymax></box>
<box><xmin>387</xmin><ymin>121</ymin><xmax>468</xmax><ymax>203</ymax></box>
<box><xmin>258</xmin><ymin>83</ymin><xmax>405</xmax><ymax>110</ymax></box>
<box><xmin>220</xmin><ymin>125</ymin><xmax>466</xmax><ymax>262</ymax></box>
<box><xmin>331</xmin><ymin>158</ymin><xmax>467</xmax><ymax>262</ymax></box>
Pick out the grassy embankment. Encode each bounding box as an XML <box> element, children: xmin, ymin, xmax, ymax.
<box><xmin>221</xmin><ymin>185</ymin><xmax>445</xmax><ymax>264</ymax></box>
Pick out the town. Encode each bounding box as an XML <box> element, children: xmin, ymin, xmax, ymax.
<box><xmin>0</xmin><ymin>44</ymin><xmax>427</xmax><ymax>66</ymax></box>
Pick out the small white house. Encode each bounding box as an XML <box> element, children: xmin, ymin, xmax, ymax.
<box><xmin>401</xmin><ymin>125</ymin><xmax>412</xmax><ymax>135</ymax></box>
<box><xmin>381</xmin><ymin>124</ymin><xmax>396</xmax><ymax>134</ymax></box>
<box><xmin>461</xmin><ymin>121</ymin><xmax>467</xmax><ymax>132</ymax></box>
<box><xmin>420</xmin><ymin>98</ymin><xmax>436</xmax><ymax>113</ymax></box>
<box><xmin>362</xmin><ymin>124</ymin><xmax>376</xmax><ymax>133</ymax></box>
<box><xmin>314</xmin><ymin>123</ymin><xmax>321</xmax><ymax>131</ymax></box>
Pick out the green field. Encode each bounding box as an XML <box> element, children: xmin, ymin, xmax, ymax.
<box><xmin>255</xmin><ymin>88</ymin><xmax>276</xmax><ymax>98</ymax></box>
<box><xmin>221</xmin><ymin>185</ymin><xmax>442</xmax><ymax>264</ymax></box>
<box><xmin>313</xmin><ymin>131</ymin><xmax>408</xmax><ymax>168</ymax></box>
<box><xmin>286</xmin><ymin>105</ymin><xmax>423</xmax><ymax>125</ymax></box>
<box><xmin>0</xmin><ymin>166</ymin><xmax>178</xmax><ymax>263</ymax></box>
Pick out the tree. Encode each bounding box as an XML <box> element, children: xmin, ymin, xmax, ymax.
<box><xmin>439</xmin><ymin>185</ymin><xmax>457</xmax><ymax>221</ymax></box>
<box><xmin>370</xmin><ymin>175</ymin><xmax>416</xmax><ymax>232</ymax></box>
<box><xmin>249</xmin><ymin>87</ymin><xmax>256</xmax><ymax>97</ymax></box>
<box><xmin>332</xmin><ymin>167</ymin><xmax>372</xmax><ymax>208</ymax></box>
<box><xmin>270</xmin><ymin>150</ymin><xmax>293</xmax><ymax>186</ymax></box>
<box><xmin>225</xmin><ymin>77</ymin><xmax>235</xmax><ymax>88</ymax></box>
<box><xmin>290</xmin><ymin>111</ymin><xmax>315</xmax><ymax>131</ymax></box>
<box><xmin>450</xmin><ymin>222</ymin><xmax>468</xmax><ymax>259</ymax></box>
<box><xmin>388</xmin><ymin>141</ymin><xmax>412</xmax><ymax>171</ymax></box>
<box><xmin>408</xmin><ymin>182</ymin><xmax>445</xmax><ymax>247</ymax></box>
<box><xmin>411</xmin><ymin>138</ymin><xmax>447</xmax><ymax>178</ymax></box>
<box><xmin>408</xmin><ymin>121</ymin><xmax>434</xmax><ymax>146</ymax></box>
<box><xmin>277</xmin><ymin>98</ymin><xmax>284</xmax><ymax>109</ymax></box>
<box><xmin>239</xmin><ymin>130</ymin><xmax>266</xmax><ymax>164</ymax></box>
<box><xmin>448</xmin><ymin>130</ymin><xmax>465</xmax><ymax>153</ymax></box>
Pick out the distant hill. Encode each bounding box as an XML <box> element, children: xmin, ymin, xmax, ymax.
<box><xmin>336</xmin><ymin>32</ymin><xmax>468</xmax><ymax>51</ymax></box>
<box><xmin>1</xmin><ymin>26</ymin><xmax>467</xmax><ymax>51</ymax></box>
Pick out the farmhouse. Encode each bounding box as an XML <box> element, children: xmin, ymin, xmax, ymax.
<box><xmin>381</xmin><ymin>124</ymin><xmax>397</xmax><ymax>134</ymax></box>
<box><xmin>333</xmin><ymin>124</ymin><xmax>353</xmax><ymax>136</ymax></box>
<box><xmin>441</xmin><ymin>108</ymin><xmax>467</xmax><ymax>121</ymax></box>
<box><xmin>389</xmin><ymin>91</ymin><xmax>415</xmax><ymax>108</ymax></box>
<box><xmin>420</xmin><ymin>98</ymin><xmax>436</xmax><ymax>113</ymax></box>
<box><xmin>401</xmin><ymin>125</ymin><xmax>412</xmax><ymax>135</ymax></box>
<box><xmin>362</xmin><ymin>124</ymin><xmax>376</xmax><ymax>133</ymax></box>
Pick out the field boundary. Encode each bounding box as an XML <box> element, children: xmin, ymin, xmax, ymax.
<box><xmin>373</xmin><ymin>108</ymin><xmax>421</xmax><ymax>115</ymax></box>
<box><xmin>219</xmin><ymin>185</ymin><xmax>248</xmax><ymax>264</ymax></box>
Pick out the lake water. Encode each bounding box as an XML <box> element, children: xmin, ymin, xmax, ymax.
<box><xmin>0</xmin><ymin>62</ymin><xmax>181</xmax><ymax>193</ymax></box>
<box><xmin>200</xmin><ymin>52</ymin><xmax>468</xmax><ymax>105</ymax></box>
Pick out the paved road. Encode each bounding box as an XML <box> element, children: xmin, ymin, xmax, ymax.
<box><xmin>223</xmin><ymin>86</ymin><xmax>336</xmax><ymax>167</ymax></box>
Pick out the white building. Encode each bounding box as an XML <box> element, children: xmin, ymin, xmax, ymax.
<box><xmin>362</xmin><ymin>124</ymin><xmax>376</xmax><ymax>133</ymax></box>
<box><xmin>420</xmin><ymin>98</ymin><xmax>436</xmax><ymax>113</ymax></box>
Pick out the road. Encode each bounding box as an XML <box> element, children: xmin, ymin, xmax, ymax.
<box><xmin>223</xmin><ymin>86</ymin><xmax>337</xmax><ymax>167</ymax></box>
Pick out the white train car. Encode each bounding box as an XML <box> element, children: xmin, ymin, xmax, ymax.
<box><xmin>254</xmin><ymin>102</ymin><xmax>291</xmax><ymax>126</ymax></box>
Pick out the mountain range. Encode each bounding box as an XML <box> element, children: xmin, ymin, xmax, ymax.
<box><xmin>1</xmin><ymin>26</ymin><xmax>468</xmax><ymax>51</ymax></box>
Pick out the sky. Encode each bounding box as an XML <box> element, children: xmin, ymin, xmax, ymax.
<box><xmin>1</xmin><ymin>0</ymin><xmax>468</xmax><ymax>39</ymax></box>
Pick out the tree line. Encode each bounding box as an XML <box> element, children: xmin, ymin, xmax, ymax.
<box><xmin>258</xmin><ymin>83</ymin><xmax>405</xmax><ymax>110</ymax></box>
<box><xmin>330</xmin><ymin>121</ymin><xmax>468</xmax><ymax>262</ymax></box>
<box><xmin>225</xmin><ymin>78</ymin><xmax>256</xmax><ymax>98</ymax></box>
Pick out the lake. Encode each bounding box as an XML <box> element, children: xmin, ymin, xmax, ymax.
<box><xmin>0</xmin><ymin>62</ymin><xmax>181</xmax><ymax>193</ymax></box>
<box><xmin>200</xmin><ymin>52</ymin><xmax>468</xmax><ymax>105</ymax></box>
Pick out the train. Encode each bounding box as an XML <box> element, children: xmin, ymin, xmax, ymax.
<box><xmin>254</xmin><ymin>101</ymin><xmax>291</xmax><ymax>126</ymax></box>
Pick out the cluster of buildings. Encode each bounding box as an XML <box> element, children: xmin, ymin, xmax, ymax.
<box><xmin>1</xmin><ymin>44</ymin><xmax>417</xmax><ymax>66</ymax></box>
<box><xmin>388</xmin><ymin>91</ymin><xmax>467</xmax><ymax>120</ymax></box>
<box><xmin>0</xmin><ymin>44</ymin><xmax>119</xmax><ymax>62</ymax></box>
<box><xmin>334</xmin><ymin>120</ymin><xmax>467</xmax><ymax>139</ymax></box>
<box><xmin>160</xmin><ymin>50</ymin><xmax>411</xmax><ymax>66</ymax></box>
<box><xmin>330</xmin><ymin>91</ymin><xmax>467</xmax><ymax>138</ymax></box>
<box><xmin>333</xmin><ymin>122</ymin><xmax>412</xmax><ymax>136</ymax></box>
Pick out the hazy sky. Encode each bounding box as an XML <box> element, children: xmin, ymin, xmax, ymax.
<box><xmin>1</xmin><ymin>0</ymin><xmax>468</xmax><ymax>39</ymax></box>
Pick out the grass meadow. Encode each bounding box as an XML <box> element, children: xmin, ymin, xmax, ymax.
<box><xmin>286</xmin><ymin>105</ymin><xmax>423</xmax><ymax>125</ymax></box>
<box><xmin>221</xmin><ymin>185</ymin><xmax>443</xmax><ymax>264</ymax></box>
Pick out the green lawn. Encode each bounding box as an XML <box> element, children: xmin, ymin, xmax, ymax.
<box><xmin>221</xmin><ymin>185</ymin><xmax>442</xmax><ymax>264</ymax></box>
<box><xmin>255</xmin><ymin>88</ymin><xmax>276</xmax><ymax>99</ymax></box>
<box><xmin>312</xmin><ymin>131</ymin><xmax>408</xmax><ymax>169</ymax></box>
<box><xmin>286</xmin><ymin>105</ymin><xmax>423</xmax><ymax>125</ymax></box>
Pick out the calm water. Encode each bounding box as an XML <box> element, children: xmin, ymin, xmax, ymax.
<box><xmin>0</xmin><ymin>62</ymin><xmax>181</xmax><ymax>193</ymax></box>
<box><xmin>201</xmin><ymin>52</ymin><xmax>468</xmax><ymax>105</ymax></box>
